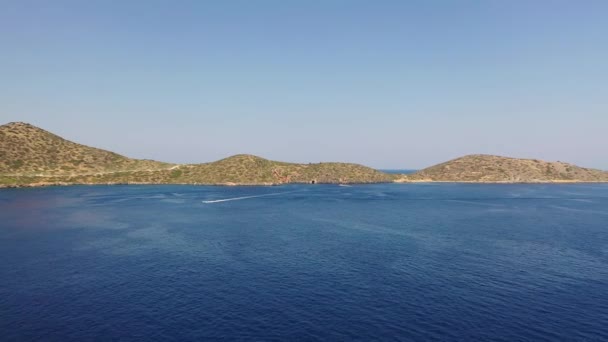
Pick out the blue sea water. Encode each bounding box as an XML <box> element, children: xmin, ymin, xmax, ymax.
<box><xmin>1</xmin><ymin>184</ymin><xmax>608</xmax><ymax>341</ymax></box>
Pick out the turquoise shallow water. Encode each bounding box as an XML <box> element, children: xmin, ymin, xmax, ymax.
<box><xmin>1</xmin><ymin>183</ymin><xmax>608</xmax><ymax>341</ymax></box>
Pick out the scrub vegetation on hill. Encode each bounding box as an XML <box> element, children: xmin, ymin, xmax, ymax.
<box><xmin>397</xmin><ymin>154</ymin><xmax>608</xmax><ymax>183</ymax></box>
<box><xmin>0</xmin><ymin>122</ymin><xmax>394</xmax><ymax>187</ymax></box>
<box><xmin>2</xmin><ymin>122</ymin><xmax>607</xmax><ymax>188</ymax></box>
<box><xmin>0</xmin><ymin>122</ymin><xmax>171</xmax><ymax>176</ymax></box>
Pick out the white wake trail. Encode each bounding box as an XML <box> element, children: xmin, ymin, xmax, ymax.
<box><xmin>202</xmin><ymin>191</ymin><xmax>297</xmax><ymax>204</ymax></box>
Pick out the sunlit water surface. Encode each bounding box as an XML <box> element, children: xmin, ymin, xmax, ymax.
<box><xmin>1</xmin><ymin>184</ymin><xmax>608</xmax><ymax>341</ymax></box>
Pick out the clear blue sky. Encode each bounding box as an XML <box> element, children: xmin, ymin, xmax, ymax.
<box><xmin>1</xmin><ymin>1</ymin><xmax>607</xmax><ymax>169</ymax></box>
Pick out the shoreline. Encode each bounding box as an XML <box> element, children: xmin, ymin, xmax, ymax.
<box><xmin>3</xmin><ymin>179</ymin><xmax>608</xmax><ymax>189</ymax></box>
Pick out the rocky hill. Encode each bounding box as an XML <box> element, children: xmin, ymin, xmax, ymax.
<box><xmin>399</xmin><ymin>154</ymin><xmax>608</xmax><ymax>183</ymax></box>
<box><xmin>0</xmin><ymin>122</ymin><xmax>394</xmax><ymax>187</ymax></box>
<box><xmin>0</xmin><ymin>122</ymin><xmax>171</xmax><ymax>176</ymax></box>
<box><xmin>4</xmin><ymin>123</ymin><xmax>606</xmax><ymax>187</ymax></box>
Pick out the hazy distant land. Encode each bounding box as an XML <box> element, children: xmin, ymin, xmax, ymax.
<box><xmin>1</xmin><ymin>122</ymin><xmax>607</xmax><ymax>188</ymax></box>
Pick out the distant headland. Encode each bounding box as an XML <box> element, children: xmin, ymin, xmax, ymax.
<box><xmin>395</xmin><ymin>154</ymin><xmax>608</xmax><ymax>183</ymax></box>
<box><xmin>1</xmin><ymin>122</ymin><xmax>607</xmax><ymax>188</ymax></box>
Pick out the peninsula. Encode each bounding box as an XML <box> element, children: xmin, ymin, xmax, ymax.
<box><xmin>1</xmin><ymin>122</ymin><xmax>607</xmax><ymax>187</ymax></box>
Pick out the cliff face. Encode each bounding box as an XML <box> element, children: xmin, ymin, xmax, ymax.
<box><xmin>0</xmin><ymin>123</ymin><xmax>394</xmax><ymax>187</ymax></box>
<box><xmin>400</xmin><ymin>154</ymin><xmax>608</xmax><ymax>183</ymax></box>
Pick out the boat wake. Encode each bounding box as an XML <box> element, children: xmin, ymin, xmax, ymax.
<box><xmin>202</xmin><ymin>191</ymin><xmax>297</xmax><ymax>204</ymax></box>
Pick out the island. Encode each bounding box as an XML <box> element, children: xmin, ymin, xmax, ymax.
<box><xmin>1</xmin><ymin>122</ymin><xmax>607</xmax><ymax>188</ymax></box>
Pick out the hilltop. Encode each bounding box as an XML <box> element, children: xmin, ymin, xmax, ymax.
<box><xmin>2</xmin><ymin>123</ymin><xmax>607</xmax><ymax>187</ymax></box>
<box><xmin>399</xmin><ymin>154</ymin><xmax>608</xmax><ymax>183</ymax></box>
<box><xmin>0</xmin><ymin>122</ymin><xmax>394</xmax><ymax>187</ymax></box>
<box><xmin>0</xmin><ymin>122</ymin><xmax>171</xmax><ymax>176</ymax></box>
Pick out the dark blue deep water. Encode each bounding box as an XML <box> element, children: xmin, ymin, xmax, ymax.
<box><xmin>1</xmin><ymin>184</ymin><xmax>608</xmax><ymax>341</ymax></box>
